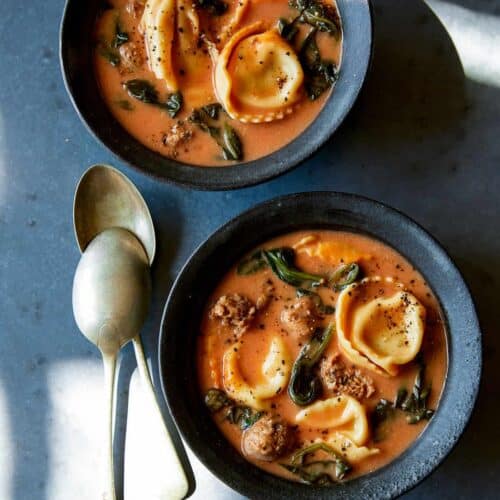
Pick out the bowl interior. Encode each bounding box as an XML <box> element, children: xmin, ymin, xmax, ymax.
<box><xmin>60</xmin><ymin>0</ymin><xmax>372</xmax><ymax>189</ymax></box>
<box><xmin>159</xmin><ymin>192</ymin><xmax>481</xmax><ymax>499</ymax></box>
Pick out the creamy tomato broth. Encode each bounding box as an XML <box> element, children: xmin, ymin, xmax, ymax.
<box><xmin>197</xmin><ymin>230</ymin><xmax>448</xmax><ymax>484</ymax></box>
<box><xmin>94</xmin><ymin>0</ymin><xmax>342</xmax><ymax>166</ymax></box>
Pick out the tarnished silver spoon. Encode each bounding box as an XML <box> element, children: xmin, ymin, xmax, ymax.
<box><xmin>72</xmin><ymin>165</ymin><xmax>189</xmax><ymax>500</ymax></box>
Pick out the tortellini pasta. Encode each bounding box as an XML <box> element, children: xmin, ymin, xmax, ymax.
<box><xmin>322</xmin><ymin>433</ymin><xmax>379</xmax><ymax>463</ymax></box>
<box><xmin>295</xmin><ymin>395</ymin><xmax>370</xmax><ymax>446</ymax></box>
<box><xmin>140</xmin><ymin>0</ymin><xmax>201</xmax><ymax>91</ymax></box>
<box><xmin>206</xmin><ymin>0</ymin><xmax>250</xmax><ymax>48</ymax></box>
<box><xmin>214</xmin><ymin>22</ymin><xmax>304</xmax><ymax>123</ymax></box>
<box><xmin>293</xmin><ymin>234</ymin><xmax>371</xmax><ymax>264</ymax></box>
<box><xmin>223</xmin><ymin>336</ymin><xmax>292</xmax><ymax>410</ymax></box>
<box><xmin>336</xmin><ymin>277</ymin><xmax>426</xmax><ymax>376</ymax></box>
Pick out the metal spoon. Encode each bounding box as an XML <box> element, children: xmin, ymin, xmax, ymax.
<box><xmin>72</xmin><ymin>165</ymin><xmax>189</xmax><ymax>499</ymax></box>
<box><xmin>73</xmin><ymin>227</ymin><xmax>150</xmax><ymax>499</ymax></box>
<box><xmin>74</xmin><ymin>163</ymin><xmax>156</xmax><ymax>264</ymax></box>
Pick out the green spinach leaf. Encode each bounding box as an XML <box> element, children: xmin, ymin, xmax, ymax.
<box><xmin>112</xmin><ymin>19</ymin><xmax>129</xmax><ymax>48</ymax></box>
<box><xmin>299</xmin><ymin>29</ymin><xmax>339</xmax><ymax>101</ymax></box>
<box><xmin>165</xmin><ymin>91</ymin><xmax>183</xmax><ymax>118</ymax></box>
<box><xmin>263</xmin><ymin>247</ymin><xmax>325</xmax><ymax>288</ymax></box>
<box><xmin>277</xmin><ymin>17</ymin><xmax>299</xmax><ymax>42</ymax></box>
<box><xmin>237</xmin><ymin>250</ymin><xmax>268</xmax><ymax>275</ymax></box>
<box><xmin>289</xmin><ymin>0</ymin><xmax>341</xmax><ymax>37</ymax></box>
<box><xmin>189</xmin><ymin>106</ymin><xmax>243</xmax><ymax>161</ymax></box>
<box><xmin>123</xmin><ymin>80</ymin><xmax>184</xmax><ymax>116</ymax></box>
<box><xmin>221</xmin><ymin>123</ymin><xmax>243</xmax><ymax>161</ymax></box>
<box><xmin>296</xmin><ymin>288</ymin><xmax>335</xmax><ymax>314</ymax></box>
<box><xmin>281</xmin><ymin>442</ymin><xmax>351</xmax><ymax>484</ymax></box>
<box><xmin>288</xmin><ymin>324</ymin><xmax>334</xmax><ymax>405</ymax></box>
<box><xmin>97</xmin><ymin>42</ymin><xmax>120</xmax><ymax>67</ymax></box>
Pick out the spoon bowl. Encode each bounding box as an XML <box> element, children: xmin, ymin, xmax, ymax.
<box><xmin>72</xmin><ymin>227</ymin><xmax>151</xmax><ymax>355</ymax></box>
<box><xmin>74</xmin><ymin>164</ymin><xmax>156</xmax><ymax>264</ymax></box>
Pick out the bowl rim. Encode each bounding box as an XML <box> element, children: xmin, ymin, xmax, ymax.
<box><xmin>59</xmin><ymin>0</ymin><xmax>373</xmax><ymax>190</ymax></box>
<box><xmin>158</xmin><ymin>191</ymin><xmax>482</xmax><ymax>499</ymax></box>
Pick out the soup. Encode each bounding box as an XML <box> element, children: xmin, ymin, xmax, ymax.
<box><xmin>197</xmin><ymin>230</ymin><xmax>447</xmax><ymax>484</ymax></box>
<box><xmin>94</xmin><ymin>0</ymin><xmax>343</xmax><ymax>166</ymax></box>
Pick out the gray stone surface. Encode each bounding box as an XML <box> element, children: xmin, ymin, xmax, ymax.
<box><xmin>0</xmin><ymin>0</ymin><xmax>498</xmax><ymax>499</ymax></box>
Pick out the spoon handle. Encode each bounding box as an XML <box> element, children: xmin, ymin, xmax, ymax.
<box><xmin>102</xmin><ymin>352</ymin><xmax>117</xmax><ymax>500</ymax></box>
<box><xmin>129</xmin><ymin>335</ymin><xmax>189</xmax><ymax>499</ymax></box>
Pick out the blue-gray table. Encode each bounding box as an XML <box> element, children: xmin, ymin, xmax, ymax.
<box><xmin>1</xmin><ymin>0</ymin><xmax>499</xmax><ymax>498</ymax></box>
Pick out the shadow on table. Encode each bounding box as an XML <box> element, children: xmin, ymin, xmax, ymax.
<box><xmin>342</xmin><ymin>0</ymin><xmax>467</xmax><ymax>150</ymax></box>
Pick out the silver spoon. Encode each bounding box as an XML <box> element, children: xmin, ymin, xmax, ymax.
<box><xmin>72</xmin><ymin>165</ymin><xmax>189</xmax><ymax>500</ymax></box>
<box><xmin>73</xmin><ymin>164</ymin><xmax>156</xmax><ymax>264</ymax></box>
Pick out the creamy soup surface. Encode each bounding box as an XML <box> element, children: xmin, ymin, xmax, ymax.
<box><xmin>197</xmin><ymin>230</ymin><xmax>448</xmax><ymax>484</ymax></box>
<box><xmin>94</xmin><ymin>0</ymin><xmax>342</xmax><ymax>166</ymax></box>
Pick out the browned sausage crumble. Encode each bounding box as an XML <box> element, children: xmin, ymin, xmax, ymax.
<box><xmin>241</xmin><ymin>415</ymin><xmax>295</xmax><ymax>462</ymax></box>
<box><xmin>280</xmin><ymin>296</ymin><xmax>320</xmax><ymax>339</ymax></box>
<box><xmin>119</xmin><ymin>42</ymin><xmax>144</xmax><ymax>72</ymax></box>
<box><xmin>209</xmin><ymin>293</ymin><xmax>257</xmax><ymax>336</ymax></box>
<box><xmin>162</xmin><ymin>122</ymin><xmax>193</xmax><ymax>150</ymax></box>
<box><xmin>256</xmin><ymin>279</ymin><xmax>276</xmax><ymax>311</ymax></box>
<box><xmin>319</xmin><ymin>354</ymin><xmax>376</xmax><ymax>400</ymax></box>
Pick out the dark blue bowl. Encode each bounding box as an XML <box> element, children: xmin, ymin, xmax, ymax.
<box><xmin>60</xmin><ymin>1</ymin><xmax>372</xmax><ymax>190</ymax></box>
<box><xmin>159</xmin><ymin>192</ymin><xmax>481</xmax><ymax>498</ymax></box>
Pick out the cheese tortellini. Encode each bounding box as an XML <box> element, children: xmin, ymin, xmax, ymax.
<box><xmin>336</xmin><ymin>277</ymin><xmax>426</xmax><ymax>376</ymax></box>
<box><xmin>293</xmin><ymin>234</ymin><xmax>371</xmax><ymax>264</ymax></box>
<box><xmin>223</xmin><ymin>336</ymin><xmax>292</xmax><ymax>410</ymax></box>
<box><xmin>214</xmin><ymin>22</ymin><xmax>304</xmax><ymax>123</ymax></box>
<box><xmin>140</xmin><ymin>0</ymin><xmax>201</xmax><ymax>91</ymax></box>
<box><xmin>295</xmin><ymin>395</ymin><xmax>380</xmax><ymax>463</ymax></box>
<box><xmin>324</xmin><ymin>433</ymin><xmax>379</xmax><ymax>463</ymax></box>
<box><xmin>295</xmin><ymin>395</ymin><xmax>370</xmax><ymax>445</ymax></box>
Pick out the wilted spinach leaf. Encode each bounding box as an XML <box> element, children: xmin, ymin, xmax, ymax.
<box><xmin>112</xmin><ymin>19</ymin><xmax>129</xmax><ymax>48</ymax></box>
<box><xmin>299</xmin><ymin>29</ymin><xmax>339</xmax><ymax>101</ymax></box>
<box><xmin>225</xmin><ymin>405</ymin><xmax>263</xmax><ymax>430</ymax></box>
<box><xmin>288</xmin><ymin>324</ymin><xmax>334</xmax><ymax>406</ymax></box>
<box><xmin>124</xmin><ymin>80</ymin><xmax>183</xmax><ymax>116</ymax></box>
<box><xmin>281</xmin><ymin>442</ymin><xmax>351</xmax><ymax>484</ymax></box>
<box><xmin>296</xmin><ymin>288</ymin><xmax>335</xmax><ymax>315</ymax></box>
<box><xmin>263</xmin><ymin>247</ymin><xmax>324</xmax><ymax>288</ymax></box>
<box><xmin>289</xmin><ymin>0</ymin><xmax>341</xmax><ymax>37</ymax></box>
<box><xmin>329</xmin><ymin>262</ymin><xmax>360</xmax><ymax>291</ymax></box>
<box><xmin>277</xmin><ymin>17</ymin><xmax>299</xmax><ymax>42</ymax></box>
<box><xmin>165</xmin><ymin>91</ymin><xmax>183</xmax><ymax>118</ymax></box>
<box><xmin>189</xmin><ymin>106</ymin><xmax>243</xmax><ymax>161</ymax></box>
<box><xmin>114</xmin><ymin>99</ymin><xmax>134</xmax><ymax>111</ymax></box>
<box><xmin>237</xmin><ymin>250</ymin><xmax>268</xmax><ymax>275</ymax></box>
<box><xmin>124</xmin><ymin>79</ymin><xmax>159</xmax><ymax>104</ymax></box>
<box><xmin>221</xmin><ymin>123</ymin><xmax>243</xmax><ymax>161</ymax></box>
<box><xmin>201</xmin><ymin>103</ymin><xmax>223</xmax><ymax>120</ymax></box>
<box><xmin>97</xmin><ymin>42</ymin><xmax>120</xmax><ymax>67</ymax></box>
<box><xmin>205</xmin><ymin>388</ymin><xmax>232</xmax><ymax>412</ymax></box>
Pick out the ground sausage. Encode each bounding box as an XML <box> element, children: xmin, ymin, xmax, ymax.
<box><xmin>162</xmin><ymin>122</ymin><xmax>193</xmax><ymax>149</ymax></box>
<box><xmin>241</xmin><ymin>415</ymin><xmax>295</xmax><ymax>461</ymax></box>
<box><xmin>319</xmin><ymin>354</ymin><xmax>375</xmax><ymax>400</ymax></box>
<box><xmin>119</xmin><ymin>42</ymin><xmax>144</xmax><ymax>72</ymax></box>
<box><xmin>209</xmin><ymin>293</ymin><xmax>256</xmax><ymax>336</ymax></box>
<box><xmin>256</xmin><ymin>279</ymin><xmax>275</xmax><ymax>311</ymax></box>
<box><xmin>280</xmin><ymin>296</ymin><xmax>319</xmax><ymax>339</ymax></box>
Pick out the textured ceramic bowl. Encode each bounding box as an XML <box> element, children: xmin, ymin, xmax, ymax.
<box><xmin>159</xmin><ymin>192</ymin><xmax>481</xmax><ymax>498</ymax></box>
<box><xmin>60</xmin><ymin>1</ymin><xmax>372</xmax><ymax>190</ymax></box>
